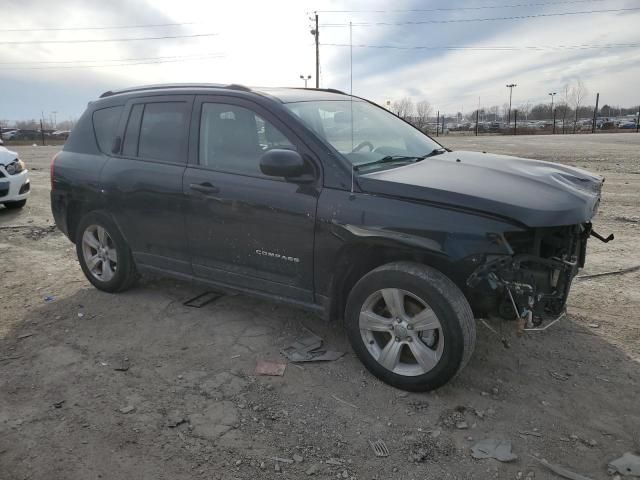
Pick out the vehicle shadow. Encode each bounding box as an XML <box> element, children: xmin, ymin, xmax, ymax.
<box><xmin>1</xmin><ymin>277</ymin><xmax>638</xmax><ymax>478</ymax></box>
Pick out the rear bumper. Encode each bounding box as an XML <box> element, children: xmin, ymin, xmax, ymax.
<box><xmin>0</xmin><ymin>169</ymin><xmax>30</xmax><ymax>203</ymax></box>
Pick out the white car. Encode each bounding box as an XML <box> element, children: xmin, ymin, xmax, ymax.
<box><xmin>0</xmin><ymin>146</ymin><xmax>30</xmax><ymax>209</ymax></box>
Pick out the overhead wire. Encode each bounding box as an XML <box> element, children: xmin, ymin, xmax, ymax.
<box><xmin>319</xmin><ymin>7</ymin><xmax>640</xmax><ymax>26</ymax></box>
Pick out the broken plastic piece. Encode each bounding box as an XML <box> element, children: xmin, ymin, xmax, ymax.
<box><xmin>471</xmin><ymin>438</ymin><xmax>517</xmax><ymax>462</ymax></box>
<box><xmin>608</xmin><ymin>452</ymin><xmax>640</xmax><ymax>477</ymax></box>
<box><xmin>255</xmin><ymin>359</ymin><xmax>286</xmax><ymax>376</ymax></box>
<box><xmin>369</xmin><ymin>439</ymin><xmax>390</xmax><ymax>457</ymax></box>
<box><xmin>280</xmin><ymin>333</ymin><xmax>344</xmax><ymax>362</ymax></box>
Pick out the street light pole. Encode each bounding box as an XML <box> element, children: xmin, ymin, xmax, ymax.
<box><xmin>299</xmin><ymin>74</ymin><xmax>312</xmax><ymax>88</ymax></box>
<box><xmin>506</xmin><ymin>83</ymin><xmax>517</xmax><ymax>126</ymax></box>
<box><xmin>549</xmin><ymin>92</ymin><xmax>556</xmax><ymax>134</ymax></box>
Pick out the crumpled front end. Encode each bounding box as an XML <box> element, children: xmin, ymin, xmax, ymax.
<box><xmin>467</xmin><ymin>223</ymin><xmax>597</xmax><ymax>327</ymax></box>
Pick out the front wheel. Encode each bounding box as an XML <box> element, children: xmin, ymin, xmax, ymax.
<box><xmin>345</xmin><ymin>262</ymin><xmax>476</xmax><ymax>392</ymax></box>
<box><xmin>75</xmin><ymin>211</ymin><xmax>138</xmax><ymax>293</ymax></box>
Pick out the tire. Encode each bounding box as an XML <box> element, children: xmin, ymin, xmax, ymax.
<box><xmin>345</xmin><ymin>261</ymin><xmax>476</xmax><ymax>392</ymax></box>
<box><xmin>75</xmin><ymin>211</ymin><xmax>138</xmax><ymax>293</ymax></box>
<box><xmin>3</xmin><ymin>199</ymin><xmax>27</xmax><ymax>209</ymax></box>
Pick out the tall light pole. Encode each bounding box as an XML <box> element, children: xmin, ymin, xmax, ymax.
<box><xmin>506</xmin><ymin>83</ymin><xmax>517</xmax><ymax>125</ymax></box>
<box><xmin>299</xmin><ymin>74</ymin><xmax>312</xmax><ymax>88</ymax></box>
<box><xmin>548</xmin><ymin>92</ymin><xmax>556</xmax><ymax>115</ymax></box>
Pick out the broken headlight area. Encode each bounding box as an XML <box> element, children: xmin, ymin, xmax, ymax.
<box><xmin>467</xmin><ymin>224</ymin><xmax>593</xmax><ymax>327</ymax></box>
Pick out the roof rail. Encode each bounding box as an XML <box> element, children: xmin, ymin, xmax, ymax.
<box><xmin>99</xmin><ymin>83</ymin><xmax>252</xmax><ymax>98</ymax></box>
<box><xmin>290</xmin><ymin>87</ymin><xmax>348</xmax><ymax>96</ymax></box>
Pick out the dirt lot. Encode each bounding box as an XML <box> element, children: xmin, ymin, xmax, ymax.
<box><xmin>1</xmin><ymin>134</ymin><xmax>639</xmax><ymax>480</ymax></box>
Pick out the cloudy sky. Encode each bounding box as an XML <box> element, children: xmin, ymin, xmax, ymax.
<box><xmin>1</xmin><ymin>0</ymin><xmax>639</xmax><ymax>123</ymax></box>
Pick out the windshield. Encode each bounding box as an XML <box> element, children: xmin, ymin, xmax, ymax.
<box><xmin>284</xmin><ymin>100</ymin><xmax>443</xmax><ymax>171</ymax></box>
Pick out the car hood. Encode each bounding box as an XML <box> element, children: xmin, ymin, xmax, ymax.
<box><xmin>358</xmin><ymin>150</ymin><xmax>603</xmax><ymax>227</ymax></box>
<box><xmin>0</xmin><ymin>146</ymin><xmax>18</xmax><ymax>166</ymax></box>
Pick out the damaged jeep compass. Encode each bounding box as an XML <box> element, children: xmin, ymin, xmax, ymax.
<box><xmin>51</xmin><ymin>84</ymin><xmax>607</xmax><ymax>391</ymax></box>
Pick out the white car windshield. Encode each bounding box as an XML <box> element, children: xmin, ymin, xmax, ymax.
<box><xmin>284</xmin><ymin>99</ymin><xmax>443</xmax><ymax>171</ymax></box>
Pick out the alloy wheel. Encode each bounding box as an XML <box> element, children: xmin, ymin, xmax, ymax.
<box><xmin>359</xmin><ymin>288</ymin><xmax>444</xmax><ymax>376</ymax></box>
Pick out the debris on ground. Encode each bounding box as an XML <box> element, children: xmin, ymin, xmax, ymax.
<box><xmin>549</xmin><ymin>371</ymin><xmax>570</xmax><ymax>381</ymax></box>
<box><xmin>471</xmin><ymin>438</ymin><xmax>518</xmax><ymax>462</ymax></box>
<box><xmin>292</xmin><ymin>454</ymin><xmax>304</xmax><ymax>463</ymax></box>
<box><xmin>44</xmin><ymin>296</ymin><xmax>54</xmax><ymax>302</ymax></box>
<box><xmin>280</xmin><ymin>332</ymin><xmax>344</xmax><ymax>362</ymax></box>
<box><xmin>331</xmin><ymin>394</ymin><xmax>358</xmax><ymax>409</ymax></box>
<box><xmin>254</xmin><ymin>359</ymin><xmax>287</xmax><ymax>376</ymax></box>
<box><xmin>305</xmin><ymin>464</ymin><xmax>319</xmax><ymax>475</ymax></box>
<box><xmin>118</xmin><ymin>405</ymin><xmax>135</xmax><ymax>414</ymax></box>
<box><xmin>182</xmin><ymin>291</ymin><xmax>224</xmax><ymax>308</ymax></box>
<box><xmin>52</xmin><ymin>400</ymin><xmax>65</xmax><ymax>408</ymax></box>
<box><xmin>17</xmin><ymin>333</ymin><xmax>34</xmax><ymax>340</ymax></box>
<box><xmin>369</xmin><ymin>439</ymin><xmax>390</xmax><ymax>457</ymax></box>
<box><xmin>114</xmin><ymin>357</ymin><xmax>130</xmax><ymax>372</ymax></box>
<box><xmin>608</xmin><ymin>452</ymin><xmax>640</xmax><ymax>476</ymax></box>
<box><xmin>271</xmin><ymin>457</ymin><xmax>293</xmax><ymax>464</ymax></box>
<box><xmin>576</xmin><ymin>265</ymin><xmax>640</xmax><ymax>280</ymax></box>
<box><xmin>518</xmin><ymin>430</ymin><xmax>542</xmax><ymax>438</ymax></box>
<box><xmin>407</xmin><ymin>433</ymin><xmax>457</xmax><ymax>463</ymax></box>
<box><xmin>529</xmin><ymin>455</ymin><xmax>594</xmax><ymax>480</ymax></box>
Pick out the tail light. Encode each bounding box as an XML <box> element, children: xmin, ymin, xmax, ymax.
<box><xmin>50</xmin><ymin>151</ymin><xmax>60</xmax><ymax>190</ymax></box>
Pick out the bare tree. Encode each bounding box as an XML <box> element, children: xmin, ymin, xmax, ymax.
<box><xmin>569</xmin><ymin>79</ymin><xmax>588</xmax><ymax>133</ymax></box>
<box><xmin>519</xmin><ymin>100</ymin><xmax>532</xmax><ymax>121</ymax></box>
<box><xmin>414</xmin><ymin>100</ymin><xmax>433</xmax><ymax>131</ymax></box>
<box><xmin>560</xmin><ymin>84</ymin><xmax>571</xmax><ymax>134</ymax></box>
<box><xmin>391</xmin><ymin>97</ymin><xmax>414</xmax><ymax>120</ymax></box>
<box><xmin>488</xmin><ymin>105</ymin><xmax>500</xmax><ymax>121</ymax></box>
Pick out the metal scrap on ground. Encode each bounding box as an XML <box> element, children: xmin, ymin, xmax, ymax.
<box><xmin>183</xmin><ymin>291</ymin><xmax>224</xmax><ymax>308</ymax></box>
<box><xmin>254</xmin><ymin>359</ymin><xmax>287</xmax><ymax>376</ymax></box>
<box><xmin>471</xmin><ymin>438</ymin><xmax>517</xmax><ymax>462</ymax></box>
<box><xmin>280</xmin><ymin>332</ymin><xmax>344</xmax><ymax>362</ymax></box>
<box><xmin>369</xmin><ymin>439</ymin><xmax>390</xmax><ymax>457</ymax></box>
<box><xmin>608</xmin><ymin>452</ymin><xmax>640</xmax><ymax>476</ymax></box>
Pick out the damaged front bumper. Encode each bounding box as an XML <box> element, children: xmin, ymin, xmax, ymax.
<box><xmin>466</xmin><ymin>223</ymin><xmax>609</xmax><ymax>327</ymax></box>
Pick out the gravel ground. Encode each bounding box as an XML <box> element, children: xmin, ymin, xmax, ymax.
<box><xmin>1</xmin><ymin>134</ymin><xmax>639</xmax><ymax>480</ymax></box>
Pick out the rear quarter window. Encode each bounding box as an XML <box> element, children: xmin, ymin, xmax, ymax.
<box><xmin>92</xmin><ymin>106</ymin><xmax>124</xmax><ymax>154</ymax></box>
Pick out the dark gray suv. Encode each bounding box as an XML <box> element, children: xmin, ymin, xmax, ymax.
<box><xmin>51</xmin><ymin>84</ymin><xmax>605</xmax><ymax>391</ymax></box>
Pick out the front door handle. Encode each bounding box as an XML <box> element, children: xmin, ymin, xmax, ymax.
<box><xmin>189</xmin><ymin>182</ymin><xmax>220</xmax><ymax>195</ymax></box>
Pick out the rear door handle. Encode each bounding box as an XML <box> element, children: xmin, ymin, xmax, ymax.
<box><xmin>189</xmin><ymin>182</ymin><xmax>220</xmax><ymax>194</ymax></box>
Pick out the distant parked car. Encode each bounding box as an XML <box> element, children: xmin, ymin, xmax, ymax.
<box><xmin>619</xmin><ymin>121</ymin><xmax>637</xmax><ymax>129</ymax></box>
<box><xmin>2</xmin><ymin>130</ymin><xmax>19</xmax><ymax>140</ymax></box>
<box><xmin>51</xmin><ymin>130</ymin><xmax>71</xmax><ymax>139</ymax></box>
<box><xmin>0</xmin><ymin>145</ymin><xmax>30</xmax><ymax>209</ymax></box>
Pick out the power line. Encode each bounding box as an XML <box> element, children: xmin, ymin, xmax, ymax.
<box><xmin>0</xmin><ymin>22</ymin><xmax>196</xmax><ymax>32</ymax></box>
<box><xmin>0</xmin><ymin>53</ymin><xmax>225</xmax><ymax>66</ymax></box>
<box><xmin>315</xmin><ymin>0</ymin><xmax>606</xmax><ymax>13</ymax></box>
<box><xmin>321</xmin><ymin>41</ymin><xmax>640</xmax><ymax>51</ymax></box>
<box><xmin>319</xmin><ymin>7</ymin><xmax>640</xmax><ymax>26</ymax></box>
<box><xmin>1</xmin><ymin>32</ymin><xmax>218</xmax><ymax>45</ymax></box>
<box><xmin>2</xmin><ymin>54</ymin><xmax>225</xmax><ymax>71</ymax></box>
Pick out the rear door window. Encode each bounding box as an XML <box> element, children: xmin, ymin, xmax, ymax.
<box><xmin>138</xmin><ymin>102</ymin><xmax>189</xmax><ymax>162</ymax></box>
<box><xmin>92</xmin><ymin>106</ymin><xmax>123</xmax><ymax>154</ymax></box>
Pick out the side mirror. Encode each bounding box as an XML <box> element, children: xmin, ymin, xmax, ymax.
<box><xmin>259</xmin><ymin>149</ymin><xmax>308</xmax><ymax>179</ymax></box>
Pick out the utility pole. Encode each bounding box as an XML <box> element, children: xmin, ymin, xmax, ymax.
<box><xmin>52</xmin><ymin>111</ymin><xmax>58</xmax><ymax>129</ymax></box>
<box><xmin>475</xmin><ymin>110</ymin><xmax>479</xmax><ymax>136</ymax></box>
<box><xmin>636</xmin><ymin>105</ymin><xmax>639</xmax><ymax>133</ymax></box>
<box><xmin>592</xmin><ymin>92</ymin><xmax>599</xmax><ymax>134</ymax></box>
<box><xmin>549</xmin><ymin>92</ymin><xmax>556</xmax><ymax>134</ymax></box>
<box><xmin>514</xmin><ymin>109</ymin><xmax>518</xmax><ymax>135</ymax></box>
<box><xmin>311</xmin><ymin>12</ymin><xmax>319</xmax><ymax>89</ymax></box>
<box><xmin>506</xmin><ymin>83</ymin><xmax>517</xmax><ymax>126</ymax></box>
<box><xmin>436</xmin><ymin>111</ymin><xmax>439</xmax><ymax>136</ymax></box>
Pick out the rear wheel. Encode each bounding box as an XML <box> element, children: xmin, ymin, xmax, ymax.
<box><xmin>345</xmin><ymin>262</ymin><xmax>476</xmax><ymax>391</ymax></box>
<box><xmin>75</xmin><ymin>212</ymin><xmax>138</xmax><ymax>292</ymax></box>
<box><xmin>3</xmin><ymin>199</ymin><xmax>27</xmax><ymax>209</ymax></box>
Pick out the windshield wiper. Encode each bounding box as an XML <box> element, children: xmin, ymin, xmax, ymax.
<box><xmin>417</xmin><ymin>147</ymin><xmax>447</xmax><ymax>160</ymax></box>
<box><xmin>353</xmin><ymin>155</ymin><xmax>420</xmax><ymax>171</ymax></box>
